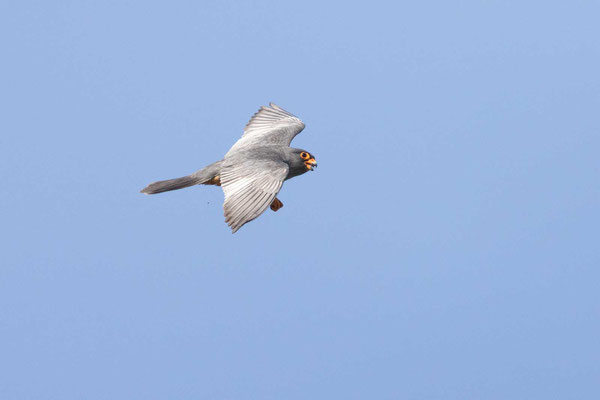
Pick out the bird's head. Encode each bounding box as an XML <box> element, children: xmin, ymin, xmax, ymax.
<box><xmin>286</xmin><ymin>148</ymin><xmax>317</xmax><ymax>178</ymax></box>
<box><xmin>299</xmin><ymin>150</ymin><xmax>317</xmax><ymax>171</ymax></box>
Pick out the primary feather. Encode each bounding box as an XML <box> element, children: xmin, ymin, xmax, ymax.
<box><xmin>220</xmin><ymin>156</ymin><xmax>289</xmax><ymax>233</ymax></box>
<box><xmin>225</xmin><ymin>103</ymin><xmax>305</xmax><ymax>157</ymax></box>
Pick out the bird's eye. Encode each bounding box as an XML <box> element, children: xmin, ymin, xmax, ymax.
<box><xmin>300</xmin><ymin>152</ymin><xmax>309</xmax><ymax>160</ymax></box>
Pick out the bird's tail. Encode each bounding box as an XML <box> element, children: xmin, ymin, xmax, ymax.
<box><xmin>140</xmin><ymin>175</ymin><xmax>200</xmax><ymax>194</ymax></box>
<box><xmin>140</xmin><ymin>160</ymin><xmax>223</xmax><ymax>195</ymax></box>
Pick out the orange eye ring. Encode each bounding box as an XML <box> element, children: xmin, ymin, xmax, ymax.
<box><xmin>300</xmin><ymin>152</ymin><xmax>310</xmax><ymax>160</ymax></box>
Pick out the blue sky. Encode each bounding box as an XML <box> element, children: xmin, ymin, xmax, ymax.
<box><xmin>1</xmin><ymin>1</ymin><xmax>599</xmax><ymax>398</ymax></box>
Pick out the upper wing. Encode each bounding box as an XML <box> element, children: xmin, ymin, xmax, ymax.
<box><xmin>220</xmin><ymin>158</ymin><xmax>289</xmax><ymax>233</ymax></box>
<box><xmin>225</xmin><ymin>103</ymin><xmax>305</xmax><ymax>157</ymax></box>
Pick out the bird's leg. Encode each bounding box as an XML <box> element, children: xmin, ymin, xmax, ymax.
<box><xmin>270</xmin><ymin>198</ymin><xmax>283</xmax><ymax>212</ymax></box>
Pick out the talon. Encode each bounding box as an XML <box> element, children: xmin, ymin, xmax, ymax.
<box><xmin>270</xmin><ymin>198</ymin><xmax>283</xmax><ymax>212</ymax></box>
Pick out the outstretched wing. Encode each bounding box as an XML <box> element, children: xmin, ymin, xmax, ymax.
<box><xmin>220</xmin><ymin>158</ymin><xmax>289</xmax><ymax>233</ymax></box>
<box><xmin>225</xmin><ymin>103</ymin><xmax>305</xmax><ymax>157</ymax></box>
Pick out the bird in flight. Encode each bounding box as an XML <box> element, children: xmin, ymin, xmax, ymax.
<box><xmin>141</xmin><ymin>103</ymin><xmax>317</xmax><ymax>233</ymax></box>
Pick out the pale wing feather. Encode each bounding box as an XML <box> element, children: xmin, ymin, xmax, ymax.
<box><xmin>225</xmin><ymin>103</ymin><xmax>305</xmax><ymax>157</ymax></box>
<box><xmin>221</xmin><ymin>160</ymin><xmax>288</xmax><ymax>233</ymax></box>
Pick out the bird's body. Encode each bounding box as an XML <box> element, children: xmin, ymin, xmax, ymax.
<box><xmin>141</xmin><ymin>103</ymin><xmax>317</xmax><ymax>233</ymax></box>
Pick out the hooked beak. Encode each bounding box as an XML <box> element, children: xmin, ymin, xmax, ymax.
<box><xmin>304</xmin><ymin>157</ymin><xmax>317</xmax><ymax>171</ymax></box>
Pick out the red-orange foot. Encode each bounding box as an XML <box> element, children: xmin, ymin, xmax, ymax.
<box><xmin>270</xmin><ymin>198</ymin><xmax>283</xmax><ymax>212</ymax></box>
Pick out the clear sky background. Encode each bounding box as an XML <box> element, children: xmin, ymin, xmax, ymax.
<box><xmin>1</xmin><ymin>1</ymin><xmax>599</xmax><ymax>399</ymax></box>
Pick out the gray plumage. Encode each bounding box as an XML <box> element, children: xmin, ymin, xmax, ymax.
<box><xmin>141</xmin><ymin>103</ymin><xmax>317</xmax><ymax>233</ymax></box>
<box><xmin>140</xmin><ymin>160</ymin><xmax>223</xmax><ymax>194</ymax></box>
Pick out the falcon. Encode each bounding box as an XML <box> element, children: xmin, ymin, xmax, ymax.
<box><xmin>140</xmin><ymin>103</ymin><xmax>317</xmax><ymax>233</ymax></box>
